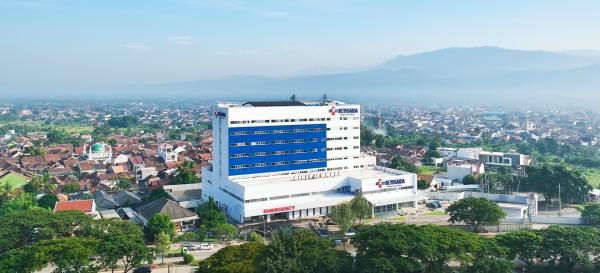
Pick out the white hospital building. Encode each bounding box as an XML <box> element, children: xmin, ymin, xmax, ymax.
<box><xmin>202</xmin><ymin>100</ymin><xmax>419</xmax><ymax>223</ymax></box>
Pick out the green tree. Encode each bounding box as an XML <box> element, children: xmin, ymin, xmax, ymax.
<box><xmin>173</xmin><ymin>161</ymin><xmax>199</xmax><ymax>184</ymax></box>
<box><xmin>212</xmin><ymin>223</ymin><xmax>238</xmax><ymax>242</ymax></box>
<box><xmin>330</xmin><ymin>202</ymin><xmax>354</xmax><ymax>250</ymax></box>
<box><xmin>196</xmin><ymin>243</ymin><xmax>266</xmax><ymax>273</ymax></box>
<box><xmin>62</xmin><ymin>182</ymin><xmax>81</xmax><ymax>194</ymax></box>
<box><xmin>148</xmin><ymin>213</ymin><xmax>176</xmax><ymax>240</ymax></box>
<box><xmin>92</xmin><ymin>220</ymin><xmax>153</xmax><ymax>273</ymax></box>
<box><xmin>247</xmin><ymin>231</ymin><xmax>265</xmax><ymax>244</ymax></box>
<box><xmin>417</xmin><ymin>180</ymin><xmax>429</xmax><ymax>190</ymax></box>
<box><xmin>0</xmin><ymin>192</ymin><xmax>36</xmax><ymax>217</ymax></box>
<box><xmin>146</xmin><ymin>187</ymin><xmax>169</xmax><ymax>202</ymax></box>
<box><xmin>25</xmin><ymin>145</ymin><xmax>47</xmax><ymax>156</ymax></box>
<box><xmin>412</xmin><ymin>225</ymin><xmax>480</xmax><ymax>273</ymax></box>
<box><xmin>390</xmin><ymin>156</ymin><xmax>419</xmax><ymax>174</ymax></box>
<box><xmin>330</xmin><ymin>202</ymin><xmax>354</xmax><ymax>234</ymax></box>
<box><xmin>445</xmin><ymin>197</ymin><xmax>507</xmax><ymax>232</ymax></box>
<box><xmin>360</xmin><ymin>126</ymin><xmax>375</xmax><ymax>147</ymax></box>
<box><xmin>352</xmin><ymin>224</ymin><xmax>423</xmax><ymax>273</ymax></box>
<box><xmin>581</xmin><ymin>203</ymin><xmax>600</xmax><ymax>226</ymax></box>
<box><xmin>256</xmin><ymin>228</ymin><xmax>353</xmax><ymax>273</ymax></box>
<box><xmin>350</xmin><ymin>191</ymin><xmax>372</xmax><ymax>224</ymax></box>
<box><xmin>36</xmin><ymin>237</ymin><xmax>99</xmax><ymax>273</ymax></box>
<box><xmin>196</xmin><ymin>197</ymin><xmax>227</xmax><ymax>230</ymax></box>
<box><xmin>37</xmin><ymin>194</ymin><xmax>59</xmax><ymax>209</ymax></box>
<box><xmin>0</xmin><ymin>183</ymin><xmax>16</xmax><ymax>205</ymax></box>
<box><xmin>24</xmin><ymin>173</ymin><xmax>54</xmax><ymax>195</ymax></box>
<box><xmin>107</xmin><ymin>139</ymin><xmax>118</xmax><ymax>147</ymax></box>
<box><xmin>116</xmin><ymin>176</ymin><xmax>133</xmax><ymax>190</ymax></box>
<box><xmin>462</xmin><ymin>174</ymin><xmax>479</xmax><ymax>185</ymax></box>
<box><xmin>495</xmin><ymin>230</ymin><xmax>542</xmax><ymax>268</ymax></box>
<box><xmin>463</xmin><ymin>237</ymin><xmax>514</xmax><ymax>273</ymax></box>
<box><xmin>155</xmin><ymin>232</ymin><xmax>171</xmax><ymax>264</ymax></box>
<box><xmin>525</xmin><ymin>165</ymin><xmax>591</xmax><ymax>205</ymax></box>
<box><xmin>534</xmin><ymin>226</ymin><xmax>600</xmax><ymax>272</ymax></box>
<box><xmin>183</xmin><ymin>253</ymin><xmax>194</xmax><ymax>264</ymax></box>
<box><xmin>463</xmin><ymin>258</ymin><xmax>513</xmax><ymax>273</ymax></box>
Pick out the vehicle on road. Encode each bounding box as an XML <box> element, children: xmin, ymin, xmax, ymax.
<box><xmin>200</xmin><ymin>243</ymin><xmax>215</xmax><ymax>250</ymax></box>
<box><xmin>344</xmin><ymin>228</ymin><xmax>356</xmax><ymax>237</ymax></box>
<box><xmin>133</xmin><ymin>267</ymin><xmax>152</xmax><ymax>273</ymax></box>
<box><xmin>316</xmin><ymin>227</ymin><xmax>330</xmax><ymax>238</ymax></box>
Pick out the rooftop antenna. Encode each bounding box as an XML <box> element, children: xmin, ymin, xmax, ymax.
<box><xmin>290</xmin><ymin>94</ymin><xmax>297</xmax><ymax>101</ymax></box>
<box><xmin>322</xmin><ymin>93</ymin><xmax>328</xmax><ymax>102</ymax></box>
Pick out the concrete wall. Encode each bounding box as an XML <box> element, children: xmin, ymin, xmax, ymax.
<box><xmin>529</xmin><ymin>216</ymin><xmax>584</xmax><ymax>225</ymax></box>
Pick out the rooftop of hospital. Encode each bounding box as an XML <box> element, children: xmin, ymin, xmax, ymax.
<box><xmin>217</xmin><ymin>99</ymin><xmax>354</xmax><ymax>108</ymax></box>
<box><xmin>229</xmin><ymin>165</ymin><xmax>413</xmax><ymax>185</ymax></box>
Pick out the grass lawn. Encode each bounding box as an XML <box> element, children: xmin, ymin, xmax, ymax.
<box><xmin>423</xmin><ymin>210</ymin><xmax>446</xmax><ymax>216</ymax></box>
<box><xmin>584</xmin><ymin>168</ymin><xmax>600</xmax><ymax>188</ymax></box>
<box><xmin>0</xmin><ymin>173</ymin><xmax>30</xmax><ymax>189</ymax></box>
<box><xmin>389</xmin><ymin>216</ymin><xmax>406</xmax><ymax>221</ymax></box>
<box><xmin>0</xmin><ymin>121</ymin><xmax>94</xmax><ymax>134</ymax></box>
<box><xmin>418</xmin><ymin>165</ymin><xmax>442</xmax><ymax>176</ymax></box>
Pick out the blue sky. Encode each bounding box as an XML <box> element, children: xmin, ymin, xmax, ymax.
<box><xmin>1</xmin><ymin>0</ymin><xmax>599</xmax><ymax>89</ymax></box>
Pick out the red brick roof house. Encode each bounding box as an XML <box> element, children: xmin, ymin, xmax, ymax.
<box><xmin>20</xmin><ymin>156</ymin><xmax>47</xmax><ymax>173</ymax></box>
<box><xmin>53</xmin><ymin>199</ymin><xmax>99</xmax><ymax>218</ymax></box>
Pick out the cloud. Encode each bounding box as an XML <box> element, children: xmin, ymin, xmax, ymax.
<box><xmin>168</xmin><ymin>36</ymin><xmax>193</xmax><ymax>45</ymax></box>
<box><xmin>123</xmin><ymin>44</ymin><xmax>151</xmax><ymax>52</ymax></box>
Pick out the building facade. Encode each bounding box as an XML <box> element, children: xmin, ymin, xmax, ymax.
<box><xmin>202</xmin><ymin>100</ymin><xmax>419</xmax><ymax>223</ymax></box>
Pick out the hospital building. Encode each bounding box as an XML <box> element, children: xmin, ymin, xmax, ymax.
<box><xmin>202</xmin><ymin>100</ymin><xmax>419</xmax><ymax>223</ymax></box>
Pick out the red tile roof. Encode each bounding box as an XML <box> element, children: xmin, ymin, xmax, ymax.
<box><xmin>54</xmin><ymin>199</ymin><xmax>95</xmax><ymax>213</ymax></box>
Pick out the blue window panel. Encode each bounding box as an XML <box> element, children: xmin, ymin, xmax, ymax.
<box><xmin>229</xmin><ymin>161</ymin><xmax>327</xmax><ymax>176</ymax></box>
<box><xmin>229</xmin><ymin>141</ymin><xmax>325</xmax><ymax>154</ymax></box>
<box><xmin>229</xmin><ymin>151</ymin><xmax>327</xmax><ymax>166</ymax></box>
<box><xmin>228</xmin><ymin>124</ymin><xmax>327</xmax><ymax>176</ymax></box>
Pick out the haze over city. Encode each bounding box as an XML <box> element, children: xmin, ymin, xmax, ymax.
<box><xmin>1</xmin><ymin>0</ymin><xmax>599</xmax><ymax>105</ymax></box>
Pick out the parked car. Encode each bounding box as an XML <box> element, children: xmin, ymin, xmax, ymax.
<box><xmin>344</xmin><ymin>228</ymin><xmax>357</xmax><ymax>237</ymax></box>
<box><xmin>133</xmin><ymin>267</ymin><xmax>151</xmax><ymax>273</ymax></box>
<box><xmin>182</xmin><ymin>244</ymin><xmax>196</xmax><ymax>251</ymax></box>
<box><xmin>200</xmin><ymin>243</ymin><xmax>215</xmax><ymax>250</ymax></box>
<box><xmin>316</xmin><ymin>227</ymin><xmax>330</xmax><ymax>238</ymax></box>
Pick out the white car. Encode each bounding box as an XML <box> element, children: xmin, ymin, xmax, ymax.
<box><xmin>200</xmin><ymin>243</ymin><xmax>215</xmax><ymax>250</ymax></box>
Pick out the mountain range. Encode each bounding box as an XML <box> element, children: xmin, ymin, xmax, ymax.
<box><xmin>49</xmin><ymin>47</ymin><xmax>600</xmax><ymax>106</ymax></box>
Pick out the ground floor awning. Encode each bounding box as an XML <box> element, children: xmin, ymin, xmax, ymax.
<box><xmin>242</xmin><ymin>193</ymin><xmax>355</xmax><ymax>217</ymax></box>
<box><xmin>364</xmin><ymin>190</ymin><xmax>418</xmax><ymax>206</ymax></box>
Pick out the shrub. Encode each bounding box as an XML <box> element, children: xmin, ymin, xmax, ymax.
<box><xmin>183</xmin><ymin>253</ymin><xmax>194</xmax><ymax>264</ymax></box>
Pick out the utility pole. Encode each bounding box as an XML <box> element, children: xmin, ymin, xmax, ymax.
<box><xmin>558</xmin><ymin>183</ymin><xmax>562</xmax><ymax>217</ymax></box>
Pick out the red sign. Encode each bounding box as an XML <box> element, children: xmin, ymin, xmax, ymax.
<box><xmin>263</xmin><ymin>205</ymin><xmax>295</xmax><ymax>214</ymax></box>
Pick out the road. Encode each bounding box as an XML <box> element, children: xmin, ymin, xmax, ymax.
<box><xmin>36</xmin><ymin>241</ymin><xmax>240</xmax><ymax>273</ymax></box>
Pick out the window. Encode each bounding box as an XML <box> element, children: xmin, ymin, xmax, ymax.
<box><xmin>290</xmin><ymin>192</ymin><xmax>310</xmax><ymax>198</ymax></box>
<box><xmin>254</xmin><ymin>152</ymin><xmax>268</xmax><ymax>156</ymax></box>
<box><xmin>230</xmin><ymin>142</ymin><xmax>250</xmax><ymax>147</ymax></box>
<box><xmin>272</xmin><ymin>140</ymin><xmax>288</xmax><ymax>144</ymax></box>
<box><xmin>254</xmin><ymin>130</ymin><xmax>270</xmax><ymax>135</ymax></box>
<box><xmin>230</xmin><ymin>131</ymin><xmax>250</xmax><ymax>136</ymax></box>
<box><xmin>245</xmin><ymin>198</ymin><xmax>267</xmax><ymax>203</ymax></box>
<box><xmin>252</xmin><ymin>141</ymin><xmax>269</xmax><ymax>146</ymax></box>
<box><xmin>270</xmin><ymin>195</ymin><xmax>289</xmax><ymax>200</ymax></box>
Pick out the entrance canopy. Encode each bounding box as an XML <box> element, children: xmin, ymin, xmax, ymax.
<box><xmin>364</xmin><ymin>191</ymin><xmax>416</xmax><ymax>206</ymax></box>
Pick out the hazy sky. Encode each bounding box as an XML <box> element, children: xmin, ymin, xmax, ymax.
<box><xmin>1</xmin><ymin>0</ymin><xmax>599</xmax><ymax>89</ymax></box>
